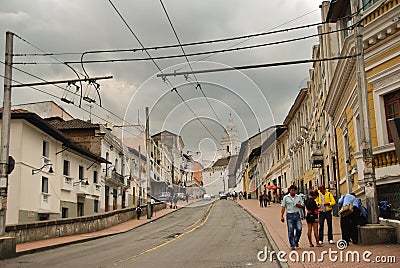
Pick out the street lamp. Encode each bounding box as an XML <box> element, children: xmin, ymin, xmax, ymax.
<box><xmin>32</xmin><ymin>163</ymin><xmax>54</xmax><ymax>175</ymax></box>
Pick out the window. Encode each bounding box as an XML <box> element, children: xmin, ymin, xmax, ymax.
<box><xmin>42</xmin><ymin>140</ymin><xmax>49</xmax><ymax>158</ymax></box>
<box><xmin>106</xmin><ymin>152</ymin><xmax>110</xmax><ymax>176</ymax></box>
<box><xmin>94</xmin><ymin>200</ymin><xmax>99</xmax><ymax>213</ymax></box>
<box><xmin>363</xmin><ymin>0</ymin><xmax>379</xmax><ymax>10</ymax></box>
<box><xmin>41</xmin><ymin>177</ymin><xmax>49</xmax><ymax>193</ymax></box>
<box><xmin>62</xmin><ymin>207</ymin><xmax>68</xmax><ymax>218</ymax></box>
<box><xmin>79</xmin><ymin>165</ymin><xmax>84</xmax><ymax>181</ymax></box>
<box><xmin>341</xmin><ymin>4</ymin><xmax>352</xmax><ymax>38</ymax></box>
<box><xmin>384</xmin><ymin>90</ymin><xmax>400</xmax><ymax>143</ymax></box>
<box><xmin>93</xmin><ymin>170</ymin><xmax>98</xmax><ymax>184</ymax></box>
<box><xmin>63</xmin><ymin>160</ymin><xmax>70</xmax><ymax>176</ymax></box>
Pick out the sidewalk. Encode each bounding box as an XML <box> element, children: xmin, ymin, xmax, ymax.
<box><xmin>15</xmin><ymin>201</ymin><xmax>193</xmax><ymax>255</ymax></box>
<box><xmin>238</xmin><ymin>199</ymin><xmax>400</xmax><ymax>267</ymax></box>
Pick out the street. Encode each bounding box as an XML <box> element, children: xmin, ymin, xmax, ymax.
<box><xmin>0</xmin><ymin>200</ymin><xmax>279</xmax><ymax>268</ymax></box>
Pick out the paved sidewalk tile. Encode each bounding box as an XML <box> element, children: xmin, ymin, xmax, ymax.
<box><xmin>238</xmin><ymin>199</ymin><xmax>400</xmax><ymax>268</ymax></box>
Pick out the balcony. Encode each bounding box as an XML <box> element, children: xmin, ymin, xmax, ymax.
<box><xmin>61</xmin><ymin>176</ymin><xmax>73</xmax><ymax>191</ymax></box>
<box><xmin>93</xmin><ymin>184</ymin><xmax>101</xmax><ymax>196</ymax></box>
<box><xmin>76</xmin><ymin>183</ymin><xmax>89</xmax><ymax>195</ymax></box>
<box><xmin>104</xmin><ymin>170</ymin><xmax>125</xmax><ymax>187</ymax></box>
<box><xmin>40</xmin><ymin>193</ymin><xmax>51</xmax><ymax>210</ymax></box>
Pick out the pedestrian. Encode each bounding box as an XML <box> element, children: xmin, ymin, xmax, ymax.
<box><xmin>298</xmin><ymin>192</ymin><xmax>306</xmax><ymax>220</ymax></box>
<box><xmin>259</xmin><ymin>192</ymin><xmax>264</xmax><ymax>207</ymax></box>
<box><xmin>315</xmin><ymin>184</ymin><xmax>336</xmax><ymax>244</ymax></box>
<box><xmin>263</xmin><ymin>192</ymin><xmax>268</xmax><ymax>207</ymax></box>
<box><xmin>173</xmin><ymin>194</ymin><xmax>178</xmax><ymax>209</ymax></box>
<box><xmin>267</xmin><ymin>191</ymin><xmax>272</xmax><ymax>205</ymax></box>
<box><xmin>135</xmin><ymin>205</ymin><xmax>142</xmax><ymax>220</ymax></box>
<box><xmin>169</xmin><ymin>195</ymin><xmax>173</xmax><ymax>209</ymax></box>
<box><xmin>338</xmin><ymin>193</ymin><xmax>367</xmax><ymax>245</ymax></box>
<box><xmin>305</xmin><ymin>190</ymin><xmax>321</xmax><ymax>247</ymax></box>
<box><xmin>185</xmin><ymin>193</ymin><xmax>189</xmax><ymax>203</ymax></box>
<box><xmin>280</xmin><ymin>184</ymin><xmax>304</xmax><ymax>250</ymax></box>
<box><xmin>150</xmin><ymin>197</ymin><xmax>155</xmax><ymax>216</ymax></box>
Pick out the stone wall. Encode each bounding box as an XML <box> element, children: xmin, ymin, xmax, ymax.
<box><xmin>380</xmin><ymin>218</ymin><xmax>400</xmax><ymax>243</ymax></box>
<box><xmin>5</xmin><ymin>203</ymin><xmax>166</xmax><ymax>244</ymax></box>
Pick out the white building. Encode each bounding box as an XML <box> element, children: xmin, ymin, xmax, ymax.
<box><xmin>203</xmin><ymin>116</ymin><xmax>241</xmax><ymax>194</ymax></box>
<box><xmin>2</xmin><ymin>110</ymin><xmax>106</xmax><ymax>224</ymax></box>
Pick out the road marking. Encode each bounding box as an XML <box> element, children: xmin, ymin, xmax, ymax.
<box><xmin>113</xmin><ymin>202</ymin><xmax>214</xmax><ymax>266</ymax></box>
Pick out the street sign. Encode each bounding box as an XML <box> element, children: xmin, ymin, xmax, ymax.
<box><xmin>7</xmin><ymin>156</ymin><xmax>15</xmax><ymax>174</ymax></box>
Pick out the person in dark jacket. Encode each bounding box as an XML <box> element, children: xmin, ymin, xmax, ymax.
<box><xmin>338</xmin><ymin>193</ymin><xmax>368</xmax><ymax>245</ymax></box>
<box><xmin>304</xmin><ymin>190</ymin><xmax>321</xmax><ymax>247</ymax></box>
<box><xmin>136</xmin><ymin>205</ymin><xmax>142</xmax><ymax>220</ymax></box>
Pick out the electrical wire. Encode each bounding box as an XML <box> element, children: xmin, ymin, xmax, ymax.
<box><xmin>107</xmin><ymin>0</ymin><xmax>223</xmax><ymax>144</ymax></box>
<box><xmin>0</xmin><ymin>60</ymin><xmax>139</xmax><ymax>131</ymax></box>
<box><xmin>158</xmin><ymin>54</ymin><xmax>360</xmax><ymax>77</ymax></box>
<box><xmin>158</xmin><ymin>0</ymin><xmax>223</xmax><ymax>123</ymax></box>
<box><xmin>0</xmin><ymin>72</ymin><xmax>143</xmax><ymax>140</ymax></box>
<box><xmin>12</xmin><ymin>21</ymin><xmax>326</xmax><ymax>57</ymax></box>
<box><xmin>17</xmin><ymin>25</ymin><xmax>350</xmax><ymax>66</ymax></box>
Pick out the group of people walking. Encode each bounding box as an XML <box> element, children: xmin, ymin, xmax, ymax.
<box><xmin>259</xmin><ymin>191</ymin><xmax>272</xmax><ymax>207</ymax></box>
<box><xmin>280</xmin><ymin>184</ymin><xmax>367</xmax><ymax>250</ymax></box>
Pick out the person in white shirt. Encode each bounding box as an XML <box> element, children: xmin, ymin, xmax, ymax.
<box><xmin>281</xmin><ymin>185</ymin><xmax>305</xmax><ymax>250</ymax></box>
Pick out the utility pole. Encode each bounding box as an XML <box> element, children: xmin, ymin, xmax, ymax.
<box><xmin>351</xmin><ymin>0</ymin><xmax>379</xmax><ymax>224</ymax></box>
<box><xmin>145</xmin><ymin>107</ymin><xmax>151</xmax><ymax>219</ymax></box>
<box><xmin>0</xmin><ymin>32</ymin><xmax>13</xmax><ymax>236</ymax></box>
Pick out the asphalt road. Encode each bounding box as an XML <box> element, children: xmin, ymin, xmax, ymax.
<box><xmin>1</xmin><ymin>200</ymin><xmax>280</xmax><ymax>268</ymax></box>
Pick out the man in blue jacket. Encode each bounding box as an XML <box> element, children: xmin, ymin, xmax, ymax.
<box><xmin>338</xmin><ymin>193</ymin><xmax>368</xmax><ymax>245</ymax></box>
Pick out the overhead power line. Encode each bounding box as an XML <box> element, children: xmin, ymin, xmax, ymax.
<box><xmin>13</xmin><ymin>21</ymin><xmax>325</xmax><ymax>58</ymax></box>
<box><xmin>157</xmin><ymin>55</ymin><xmax>360</xmax><ymax>78</ymax></box>
<box><xmin>159</xmin><ymin>0</ymin><xmax>223</xmax><ymax>124</ymax></box>
<box><xmin>107</xmin><ymin>0</ymin><xmax>221</xmax><ymax>144</ymax></box>
<box><xmin>0</xmin><ymin>73</ymin><xmax>144</xmax><ymax>140</ymax></box>
<box><xmin>16</xmin><ymin>25</ymin><xmax>351</xmax><ymax>66</ymax></box>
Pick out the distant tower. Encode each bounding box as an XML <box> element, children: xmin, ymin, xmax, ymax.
<box><xmin>220</xmin><ymin>114</ymin><xmax>241</xmax><ymax>158</ymax></box>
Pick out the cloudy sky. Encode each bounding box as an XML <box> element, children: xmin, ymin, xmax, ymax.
<box><xmin>0</xmin><ymin>0</ymin><xmax>325</xmax><ymax>162</ymax></box>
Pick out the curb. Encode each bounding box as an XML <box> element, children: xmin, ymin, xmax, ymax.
<box><xmin>236</xmin><ymin>201</ymin><xmax>290</xmax><ymax>268</ymax></box>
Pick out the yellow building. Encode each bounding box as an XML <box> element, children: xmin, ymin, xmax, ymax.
<box><xmin>323</xmin><ymin>0</ymin><xmax>400</xmax><ymax>206</ymax></box>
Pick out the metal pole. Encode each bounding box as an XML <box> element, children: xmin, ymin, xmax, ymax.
<box><xmin>351</xmin><ymin>0</ymin><xmax>379</xmax><ymax>224</ymax></box>
<box><xmin>145</xmin><ymin>107</ymin><xmax>151</xmax><ymax>219</ymax></box>
<box><xmin>0</xmin><ymin>32</ymin><xmax>13</xmax><ymax>236</ymax></box>
<box><xmin>138</xmin><ymin>145</ymin><xmax>141</xmax><ymax>206</ymax></box>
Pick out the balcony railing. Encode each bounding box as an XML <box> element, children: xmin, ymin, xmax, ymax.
<box><xmin>374</xmin><ymin>149</ymin><xmax>399</xmax><ymax>168</ymax></box>
<box><xmin>111</xmin><ymin>170</ymin><xmax>124</xmax><ymax>184</ymax></box>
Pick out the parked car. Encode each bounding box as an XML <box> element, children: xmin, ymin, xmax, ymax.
<box><xmin>203</xmin><ymin>193</ymin><xmax>212</xmax><ymax>201</ymax></box>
